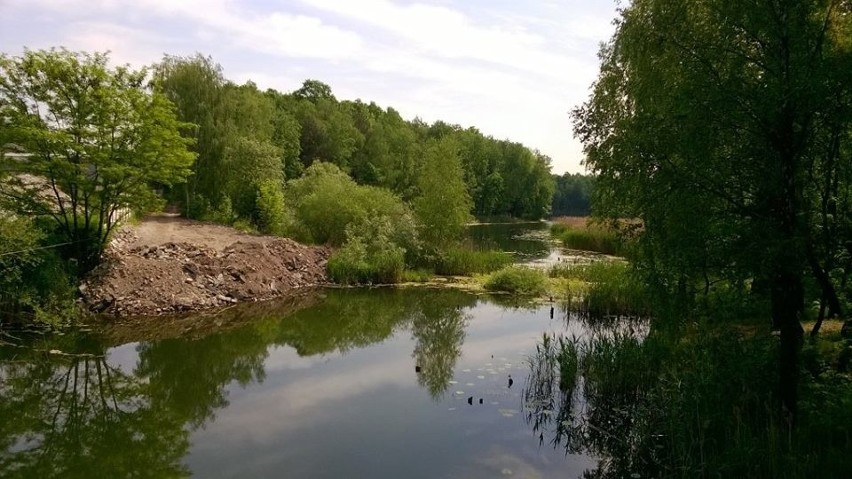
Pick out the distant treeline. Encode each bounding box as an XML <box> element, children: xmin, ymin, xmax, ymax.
<box><xmin>154</xmin><ymin>54</ymin><xmax>554</xmax><ymax>222</ymax></box>
<box><xmin>551</xmin><ymin>172</ymin><xmax>593</xmax><ymax>217</ymax></box>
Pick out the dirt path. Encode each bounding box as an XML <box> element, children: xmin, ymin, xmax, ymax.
<box><xmin>129</xmin><ymin>213</ymin><xmax>267</xmax><ymax>249</ymax></box>
<box><xmin>81</xmin><ymin>214</ymin><xmax>331</xmax><ymax>317</ymax></box>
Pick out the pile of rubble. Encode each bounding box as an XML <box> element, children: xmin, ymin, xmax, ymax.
<box><xmin>81</xmin><ymin>238</ymin><xmax>330</xmax><ymax>317</ymax></box>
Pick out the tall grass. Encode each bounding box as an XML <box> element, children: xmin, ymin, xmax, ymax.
<box><xmin>551</xmin><ymin>261</ymin><xmax>651</xmax><ymax>317</ymax></box>
<box><xmin>527</xmin><ymin>324</ymin><xmax>852</xmax><ymax>478</ymax></box>
<box><xmin>432</xmin><ymin>246</ymin><xmax>513</xmax><ymax>276</ymax></box>
<box><xmin>327</xmin><ymin>238</ymin><xmax>405</xmax><ymax>285</ymax></box>
<box><xmin>483</xmin><ymin>266</ymin><xmax>548</xmax><ymax>295</ymax></box>
<box><xmin>553</xmin><ymin>224</ymin><xmax>624</xmax><ymax>255</ymax></box>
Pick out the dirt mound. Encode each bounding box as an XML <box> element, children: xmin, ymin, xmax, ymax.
<box><xmin>81</xmin><ymin>233</ymin><xmax>330</xmax><ymax>317</ymax></box>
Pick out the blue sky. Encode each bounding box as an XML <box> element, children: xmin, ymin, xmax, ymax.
<box><xmin>0</xmin><ymin>0</ymin><xmax>620</xmax><ymax>173</ymax></box>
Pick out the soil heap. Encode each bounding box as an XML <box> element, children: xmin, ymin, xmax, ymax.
<box><xmin>81</xmin><ymin>222</ymin><xmax>330</xmax><ymax>317</ymax></box>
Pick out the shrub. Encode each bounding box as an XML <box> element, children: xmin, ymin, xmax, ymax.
<box><xmin>285</xmin><ymin>163</ymin><xmax>418</xmax><ymax>254</ymax></box>
<box><xmin>255</xmin><ymin>180</ymin><xmax>287</xmax><ymax>235</ymax></box>
<box><xmin>327</xmin><ymin>216</ymin><xmax>407</xmax><ymax>285</ymax></box>
<box><xmin>0</xmin><ymin>214</ymin><xmax>76</xmax><ymax>325</ymax></box>
<box><xmin>484</xmin><ymin>266</ymin><xmax>547</xmax><ymax>295</ymax></box>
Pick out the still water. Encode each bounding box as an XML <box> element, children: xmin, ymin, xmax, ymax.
<box><xmin>1</xmin><ymin>290</ymin><xmax>600</xmax><ymax>478</ymax></box>
<box><xmin>0</xmin><ymin>223</ymin><xmax>610</xmax><ymax>478</ymax></box>
<box><xmin>466</xmin><ymin>222</ymin><xmax>552</xmax><ymax>261</ymax></box>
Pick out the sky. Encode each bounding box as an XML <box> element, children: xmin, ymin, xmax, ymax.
<box><xmin>0</xmin><ymin>0</ymin><xmax>620</xmax><ymax>174</ymax></box>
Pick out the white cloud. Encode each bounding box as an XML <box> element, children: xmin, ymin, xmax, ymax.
<box><xmin>298</xmin><ymin>0</ymin><xmax>581</xmax><ymax>80</ymax></box>
<box><xmin>1</xmin><ymin>0</ymin><xmax>620</xmax><ymax>172</ymax></box>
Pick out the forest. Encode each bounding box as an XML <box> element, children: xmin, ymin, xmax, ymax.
<box><xmin>0</xmin><ymin>49</ymin><xmax>570</xmax><ymax>320</ymax></box>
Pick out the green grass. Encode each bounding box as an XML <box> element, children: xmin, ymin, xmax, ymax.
<box><xmin>551</xmin><ymin>261</ymin><xmax>651</xmax><ymax>317</ymax></box>
<box><xmin>400</xmin><ymin>269</ymin><xmax>434</xmax><ymax>283</ymax></box>
<box><xmin>558</xmin><ymin>227</ymin><xmax>623</xmax><ymax>255</ymax></box>
<box><xmin>433</xmin><ymin>246</ymin><xmax>513</xmax><ymax>276</ymax></box>
<box><xmin>483</xmin><ymin>266</ymin><xmax>548</xmax><ymax>295</ymax></box>
<box><xmin>327</xmin><ymin>243</ymin><xmax>405</xmax><ymax>285</ymax></box>
<box><xmin>549</xmin><ymin>222</ymin><xmax>570</xmax><ymax>236</ymax></box>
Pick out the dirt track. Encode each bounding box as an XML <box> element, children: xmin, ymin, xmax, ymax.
<box><xmin>129</xmin><ymin>213</ymin><xmax>267</xmax><ymax>249</ymax></box>
<box><xmin>80</xmin><ymin>214</ymin><xmax>330</xmax><ymax>317</ymax></box>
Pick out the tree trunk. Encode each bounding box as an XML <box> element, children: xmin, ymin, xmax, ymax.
<box><xmin>771</xmin><ymin>268</ymin><xmax>804</xmax><ymax>423</ymax></box>
<box><xmin>806</xmin><ymin>244</ymin><xmax>843</xmax><ymax>319</ymax></box>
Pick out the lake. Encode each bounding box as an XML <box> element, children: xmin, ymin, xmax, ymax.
<box><xmin>0</xmin><ymin>223</ymin><xmax>616</xmax><ymax>478</ymax></box>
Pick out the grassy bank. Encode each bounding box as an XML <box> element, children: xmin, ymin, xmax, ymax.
<box><xmin>550</xmin><ymin>261</ymin><xmax>651</xmax><ymax>317</ymax></box>
<box><xmin>550</xmin><ymin>217</ymin><xmax>625</xmax><ymax>256</ymax></box>
<box><xmin>531</xmin><ymin>321</ymin><xmax>852</xmax><ymax>478</ymax></box>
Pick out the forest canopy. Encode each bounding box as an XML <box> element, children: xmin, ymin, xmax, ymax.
<box><xmin>151</xmin><ymin>53</ymin><xmax>556</xmax><ymax>224</ymax></box>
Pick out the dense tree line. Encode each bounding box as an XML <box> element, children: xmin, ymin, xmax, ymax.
<box><xmin>574</xmin><ymin>0</ymin><xmax>852</xmax><ymax>419</ymax></box>
<box><xmin>551</xmin><ymin>172</ymin><xmax>593</xmax><ymax>217</ymax></box>
<box><xmin>152</xmin><ymin>54</ymin><xmax>554</xmax><ymax>223</ymax></box>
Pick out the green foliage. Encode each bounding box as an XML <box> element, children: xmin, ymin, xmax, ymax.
<box><xmin>483</xmin><ymin>266</ymin><xmax>547</xmax><ymax>296</ymax></box>
<box><xmin>155</xmin><ymin>55</ymin><xmax>556</xmax><ymax>229</ymax></box>
<box><xmin>285</xmin><ymin>163</ymin><xmax>418</xmax><ymax>253</ymax></box>
<box><xmin>201</xmin><ymin>195</ymin><xmax>235</xmax><ymax>225</ymax></box>
<box><xmin>0</xmin><ymin>214</ymin><xmax>42</xmax><ymax>298</ymax></box>
<box><xmin>255</xmin><ymin>180</ymin><xmax>286</xmax><ymax>235</ymax></box>
<box><xmin>414</xmin><ymin>137</ymin><xmax>473</xmax><ymax>252</ymax></box>
<box><xmin>0</xmin><ymin>48</ymin><xmax>195</xmax><ymax>271</ymax></box>
<box><xmin>0</xmin><ymin>214</ymin><xmax>75</xmax><ymax>325</ymax></box>
<box><xmin>552</xmin><ymin>173</ymin><xmax>593</xmax><ymax>217</ymax></box>
<box><xmin>574</xmin><ymin>0</ymin><xmax>852</xmax><ymax>419</ymax></box>
<box><xmin>432</xmin><ymin>246</ymin><xmax>513</xmax><ymax>276</ymax></box>
<box><xmin>549</xmin><ymin>222</ymin><xmax>569</xmax><ymax>236</ymax></box>
<box><xmin>400</xmin><ymin>269</ymin><xmax>433</xmax><ymax>283</ymax></box>
<box><xmin>529</xmin><ymin>325</ymin><xmax>852</xmax><ymax>478</ymax></box>
<box><xmin>551</xmin><ymin>261</ymin><xmax>651</xmax><ymax>317</ymax></box>
<box><xmin>152</xmin><ymin>53</ymin><xmax>228</xmax><ymax>212</ymax></box>
<box><xmin>555</xmin><ymin>225</ymin><xmax>623</xmax><ymax>256</ymax></box>
<box><xmin>327</xmin><ymin>217</ymin><xmax>406</xmax><ymax>285</ymax></box>
<box><xmin>292</xmin><ymin>82</ymin><xmax>363</xmax><ymax>170</ymax></box>
<box><xmin>222</xmin><ymin>136</ymin><xmax>283</xmax><ymax>219</ymax></box>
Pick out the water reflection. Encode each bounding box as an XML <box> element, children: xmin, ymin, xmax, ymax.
<box><xmin>522</xmin><ymin>314</ymin><xmax>658</xmax><ymax>479</ymax></box>
<box><xmin>0</xmin><ymin>289</ymin><xmax>606</xmax><ymax>478</ymax></box>
<box><xmin>0</xmin><ymin>351</ymin><xmax>190</xmax><ymax>478</ymax></box>
<box><xmin>411</xmin><ymin>301</ymin><xmax>472</xmax><ymax>399</ymax></box>
<box><xmin>467</xmin><ymin>222</ymin><xmax>551</xmax><ymax>260</ymax></box>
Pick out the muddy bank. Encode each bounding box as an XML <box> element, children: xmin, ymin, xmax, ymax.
<box><xmin>92</xmin><ymin>289</ymin><xmax>325</xmax><ymax>346</ymax></box>
<box><xmin>80</xmin><ymin>221</ymin><xmax>331</xmax><ymax>317</ymax></box>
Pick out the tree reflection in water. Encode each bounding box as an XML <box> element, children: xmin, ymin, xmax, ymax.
<box><xmin>410</xmin><ymin>297</ymin><xmax>473</xmax><ymax>399</ymax></box>
<box><xmin>0</xmin><ymin>288</ymin><xmax>480</xmax><ymax>476</ymax></box>
<box><xmin>0</xmin><ymin>351</ymin><xmax>190</xmax><ymax>478</ymax></box>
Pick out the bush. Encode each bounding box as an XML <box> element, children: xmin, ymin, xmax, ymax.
<box><xmin>327</xmin><ymin>216</ymin><xmax>407</xmax><ymax>285</ymax></box>
<box><xmin>0</xmin><ymin>214</ymin><xmax>76</xmax><ymax>326</ymax></box>
<box><xmin>285</xmin><ymin>163</ymin><xmax>419</xmax><ymax>254</ymax></box>
<box><xmin>255</xmin><ymin>180</ymin><xmax>287</xmax><ymax>235</ymax></box>
<box><xmin>484</xmin><ymin>266</ymin><xmax>547</xmax><ymax>295</ymax></box>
